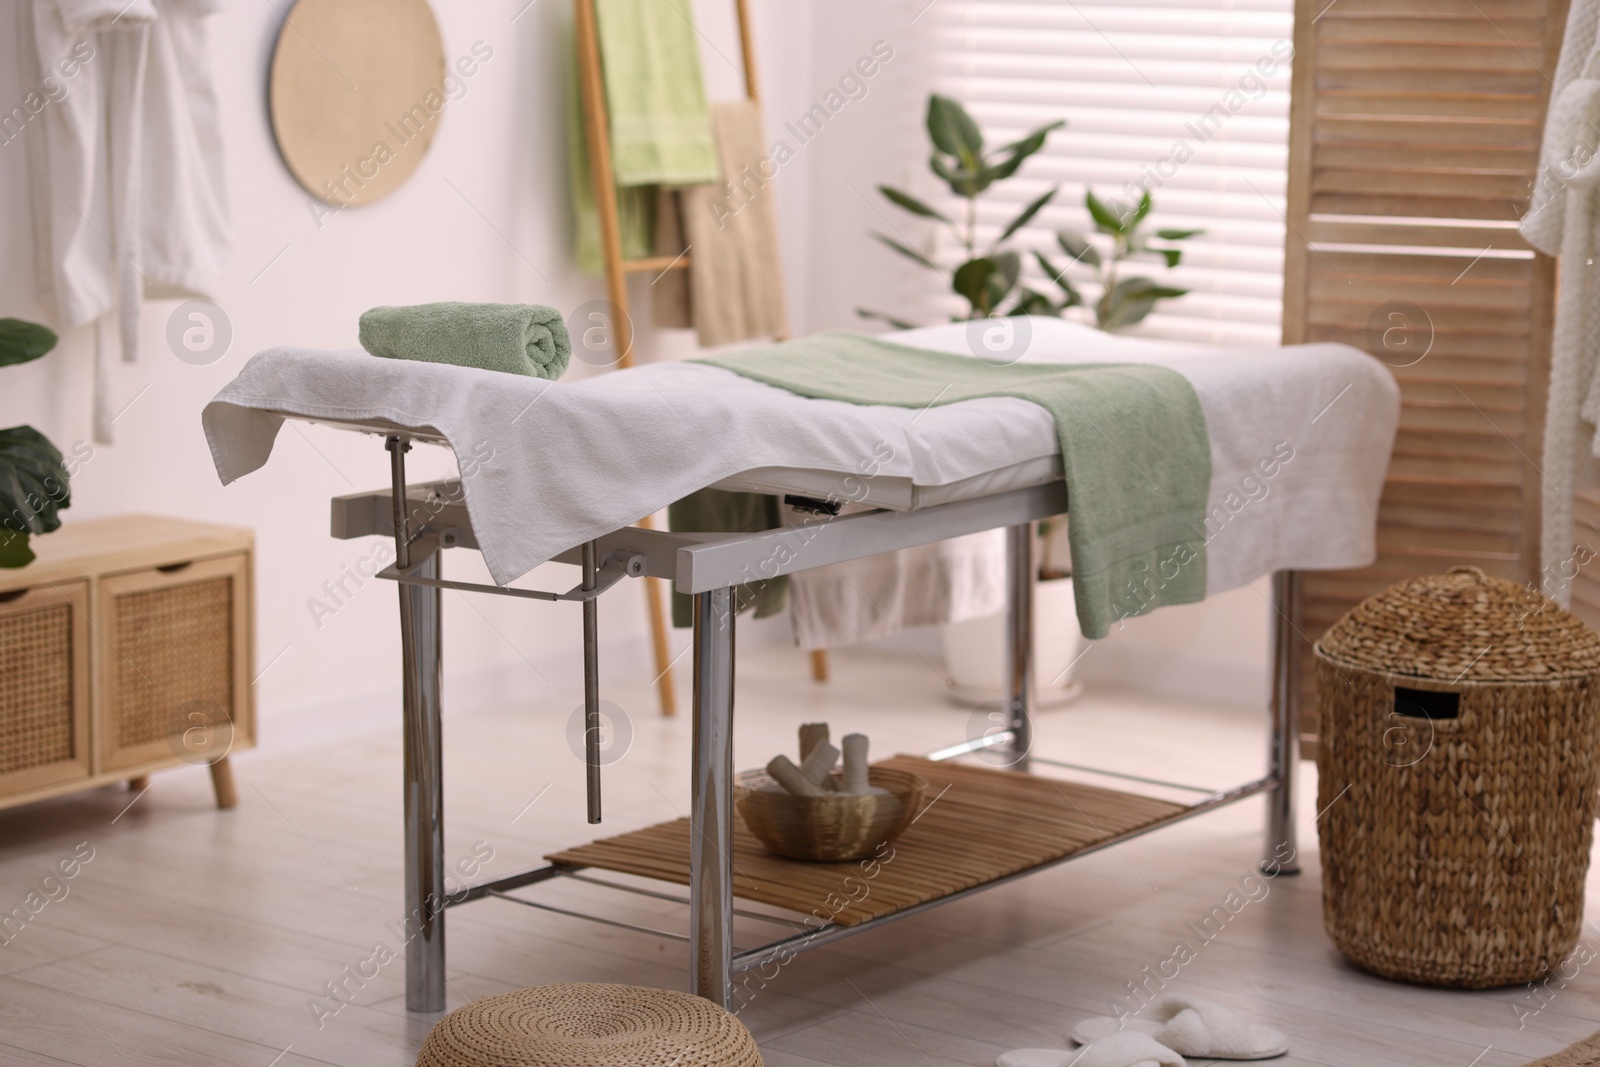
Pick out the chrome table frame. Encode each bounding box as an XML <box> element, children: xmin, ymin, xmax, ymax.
<box><xmin>335</xmin><ymin>433</ymin><xmax>1302</xmax><ymax>1013</ymax></box>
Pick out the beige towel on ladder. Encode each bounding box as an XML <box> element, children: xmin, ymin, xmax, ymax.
<box><xmin>653</xmin><ymin>100</ymin><xmax>789</xmax><ymax>345</ymax></box>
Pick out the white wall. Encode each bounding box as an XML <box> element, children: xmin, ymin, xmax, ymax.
<box><xmin>0</xmin><ymin>0</ymin><xmax>1267</xmax><ymax>740</ymax></box>
<box><xmin>0</xmin><ymin>0</ymin><xmax>825</xmax><ymax>734</ymax></box>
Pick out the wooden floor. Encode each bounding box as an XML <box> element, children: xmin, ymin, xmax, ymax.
<box><xmin>0</xmin><ymin>642</ymin><xmax>1596</xmax><ymax>1067</ymax></box>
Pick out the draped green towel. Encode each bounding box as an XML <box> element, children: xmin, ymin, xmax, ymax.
<box><xmin>594</xmin><ymin>0</ymin><xmax>722</xmax><ymax>186</ymax></box>
<box><xmin>698</xmin><ymin>332</ymin><xmax>1213</xmax><ymax>639</ymax></box>
<box><xmin>359</xmin><ymin>303</ymin><xmax>571</xmax><ymax>379</ymax></box>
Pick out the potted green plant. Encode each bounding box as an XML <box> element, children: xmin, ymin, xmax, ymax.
<box><xmin>0</xmin><ymin>319</ymin><xmax>73</xmax><ymax>568</ymax></box>
<box><xmin>864</xmin><ymin>96</ymin><xmax>1199</xmax><ymax>703</ymax></box>
<box><xmin>861</xmin><ymin>94</ymin><xmax>1200</xmax><ymax>332</ymax></box>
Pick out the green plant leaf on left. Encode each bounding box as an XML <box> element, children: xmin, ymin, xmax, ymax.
<box><xmin>952</xmin><ymin>257</ymin><xmax>998</xmax><ymax>314</ymax></box>
<box><xmin>927</xmin><ymin>95</ymin><xmax>984</xmax><ymax>167</ymax></box>
<box><xmin>929</xmin><ymin>153</ymin><xmax>980</xmax><ymax>199</ymax></box>
<box><xmin>0</xmin><ymin>319</ymin><xmax>58</xmax><ymax>368</ymax></box>
<box><xmin>0</xmin><ymin>425</ymin><xmax>71</xmax><ymax>539</ymax></box>
<box><xmin>1056</xmin><ymin>229</ymin><xmax>1100</xmax><ymax>268</ymax></box>
<box><xmin>879</xmin><ymin>185</ymin><xmax>950</xmax><ymax>222</ymax></box>
<box><xmin>856</xmin><ymin>307</ymin><xmax>922</xmax><ymax>330</ymax></box>
<box><xmin>990</xmin><ymin>120</ymin><xmax>1066</xmax><ymax>164</ymax></box>
<box><xmin>995</xmin><ymin>187</ymin><xmax>1058</xmax><ymax>245</ymax></box>
<box><xmin>1099</xmin><ymin>277</ymin><xmax>1188</xmax><ymax>331</ymax></box>
<box><xmin>1085</xmin><ymin>190</ymin><xmax>1126</xmax><ymax>236</ymax></box>
<box><xmin>1009</xmin><ymin>287</ymin><xmax>1059</xmax><ymax>316</ymax></box>
<box><xmin>0</xmin><ymin>530</ymin><xmax>32</xmax><ymax>568</ymax></box>
<box><xmin>871</xmin><ymin>232</ymin><xmax>940</xmax><ymax>271</ymax></box>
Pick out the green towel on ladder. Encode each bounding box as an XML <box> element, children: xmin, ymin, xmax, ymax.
<box><xmin>566</xmin><ymin>54</ymin><xmax>654</xmax><ymax>276</ymax></box>
<box><xmin>698</xmin><ymin>332</ymin><xmax>1213</xmax><ymax>640</ymax></box>
<box><xmin>594</xmin><ymin>0</ymin><xmax>722</xmax><ymax>185</ymax></box>
<box><xmin>565</xmin><ymin>2</ymin><xmax>720</xmax><ymax>274</ymax></box>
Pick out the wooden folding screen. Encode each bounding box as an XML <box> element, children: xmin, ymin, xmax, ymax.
<box><xmin>1281</xmin><ymin>0</ymin><xmax>1567</xmax><ymax>748</ymax></box>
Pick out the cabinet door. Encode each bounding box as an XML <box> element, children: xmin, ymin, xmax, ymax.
<box><xmin>0</xmin><ymin>582</ymin><xmax>91</xmax><ymax>796</ymax></box>
<box><xmin>96</xmin><ymin>554</ymin><xmax>252</xmax><ymax>773</ymax></box>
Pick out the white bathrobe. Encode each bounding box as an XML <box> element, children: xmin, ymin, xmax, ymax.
<box><xmin>1522</xmin><ymin>0</ymin><xmax>1600</xmax><ymax>602</ymax></box>
<box><xmin>20</xmin><ymin>0</ymin><xmax>230</xmax><ymax>443</ymax></box>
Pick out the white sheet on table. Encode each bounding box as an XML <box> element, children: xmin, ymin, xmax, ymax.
<box><xmin>202</xmin><ymin>318</ymin><xmax>1399</xmax><ymax>607</ymax></box>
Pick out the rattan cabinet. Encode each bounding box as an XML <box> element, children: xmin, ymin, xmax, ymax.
<box><xmin>0</xmin><ymin>516</ymin><xmax>254</xmax><ymax>811</ymax></box>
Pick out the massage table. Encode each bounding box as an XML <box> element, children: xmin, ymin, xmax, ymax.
<box><xmin>203</xmin><ymin>317</ymin><xmax>1399</xmax><ymax>1012</ymax></box>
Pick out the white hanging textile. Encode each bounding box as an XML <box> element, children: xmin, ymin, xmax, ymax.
<box><xmin>1522</xmin><ymin>0</ymin><xmax>1600</xmax><ymax>602</ymax></box>
<box><xmin>19</xmin><ymin>0</ymin><xmax>231</xmax><ymax>443</ymax></box>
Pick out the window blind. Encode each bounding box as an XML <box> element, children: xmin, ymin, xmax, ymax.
<box><xmin>919</xmin><ymin>0</ymin><xmax>1295</xmax><ymax>344</ymax></box>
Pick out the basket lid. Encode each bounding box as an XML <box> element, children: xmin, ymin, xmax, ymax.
<box><xmin>1315</xmin><ymin>566</ymin><xmax>1600</xmax><ymax>682</ymax></box>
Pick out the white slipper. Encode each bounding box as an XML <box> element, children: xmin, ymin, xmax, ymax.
<box><xmin>1000</xmin><ymin>1032</ymin><xmax>1186</xmax><ymax>1067</ymax></box>
<box><xmin>1072</xmin><ymin>995</ymin><xmax>1288</xmax><ymax>1060</ymax></box>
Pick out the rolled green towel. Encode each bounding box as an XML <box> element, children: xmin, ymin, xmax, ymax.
<box><xmin>358</xmin><ymin>302</ymin><xmax>572</xmax><ymax>379</ymax></box>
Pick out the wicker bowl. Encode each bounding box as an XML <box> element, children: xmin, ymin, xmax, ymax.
<box><xmin>735</xmin><ymin>766</ymin><xmax>926</xmax><ymax>862</ymax></box>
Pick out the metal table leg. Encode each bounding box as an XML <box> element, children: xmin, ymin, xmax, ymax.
<box><xmin>390</xmin><ymin>438</ymin><xmax>447</xmax><ymax>1013</ymax></box>
<box><xmin>1006</xmin><ymin>524</ymin><xmax>1035</xmax><ymax>771</ymax></box>
<box><xmin>689</xmin><ymin>588</ymin><xmax>735</xmax><ymax>1007</ymax></box>
<box><xmin>1263</xmin><ymin>570</ymin><xmax>1302</xmax><ymax>875</ymax></box>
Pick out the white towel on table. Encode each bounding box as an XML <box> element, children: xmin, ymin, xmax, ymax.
<box><xmin>202</xmin><ymin>319</ymin><xmax>1398</xmax><ymax>612</ymax></box>
<box><xmin>1521</xmin><ymin>0</ymin><xmax>1600</xmax><ymax>602</ymax></box>
<box><xmin>19</xmin><ymin>0</ymin><xmax>231</xmax><ymax>443</ymax></box>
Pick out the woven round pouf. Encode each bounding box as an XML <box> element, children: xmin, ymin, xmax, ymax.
<box><xmin>414</xmin><ymin>983</ymin><xmax>762</xmax><ymax>1067</ymax></box>
<box><xmin>1314</xmin><ymin>566</ymin><xmax>1600</xmax><ymax>988</ymax></box>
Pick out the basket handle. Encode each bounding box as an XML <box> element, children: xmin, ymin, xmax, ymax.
<box><xmin>1447</xmin><ymin>564</ymin><xmax>1489</xmax><ymax>581</ymax></box>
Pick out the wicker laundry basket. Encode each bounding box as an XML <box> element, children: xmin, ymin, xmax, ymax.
<box><xmin>415</xmin><ymin>983</ymin><xmax>762</xmax><ymax>1067</ymax></box>
<box><xmin>1313</xmin><ymin>566</ymin><xmax>1600</xmax><ymax>988</ymax></box>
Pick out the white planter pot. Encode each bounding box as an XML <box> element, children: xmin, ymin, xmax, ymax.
<box><xmin>941</xmin><ymin>577</ymin><xmax>1083</xmax><ymax>708</ymax></box>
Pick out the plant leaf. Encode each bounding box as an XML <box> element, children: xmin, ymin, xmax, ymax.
<box><xmin>1055</xmin><ymin>229</ymin><xmax>1101</xmax><ymax>268</ymax></box>
<box><xmin>878</xmin><ymin>185</ymin><xmax>949</xmax><ymax>222</ymax></box>
<box><xmin>987</xmin><ymin>250</ymin><xmax>1022</xmax><ymax>309</ymax></box>
<box><xmin>1131</xmin><ymin>188</ymin><xmax>1154</xmax><ymax>226</ymax></box>
<box><xmin>929</xmin><ymin>154</ymin><xmax>980</xmax><ymax>199</ymax></box>
<box><xmin>991</xmin><ymin>250</ymin><xmax>1021</xmax><ymax>289</ymax></box>
<box><xmin>1009</xmin><ymin>287</ymin><xmax>1060</xmax><ymax>316</ymax></box>
<box><xmin>1156</xmin><ymin>228</ymin><xmax>1204</xmax><ymax>240</ymax></box>
<box><xmin>1098</xmin><ymin>277</ymin><xmax>1187</xmax><ymax>331</ymax></box>
<box><xmin>0</xmin><ymin>530</ymin><xmax>33</xmax><ymax>568</ymax></box>
<box><xmin>1033</xmin><ymin>252</ymin><xmax>1083</xmax><ymax>305</ymax></box>
<box><xmin>1102</xmin><ymin>293</ymin><xmax>1158</xmax><ymax>331</ymax></box>
<box><xmin>995</xmin><ymin>187</ymin><xmax>1057</xmax><ymax>245</ymax></box>
<box><xmin>926</xmin><ymin>95</ymin><xmax>984</xmax><ymax>166</ymax></box>
<box><xmin>980</xmin><ymin>154</ymin><xmax>1026</xmax><ymax>184</ymax></box>
<box><xmin>1084</xmin><ymin>190</ymin><xmax>1125</xmax><ymax>236</ymax></box>
<box><xmin>855</xmin><ymin>307</ymin><xmax>922</xmax><ymax>330</ymax></box>
<box><xmin>0</xmin><ymin>319</ymin><xmax>58</xmax><ymax>369</ymax></box>
<box><xmin>1158</xmin><ymin>248</ymin><xmax>1182</xmax><ymax>268</ymax></box>
<box><xmin>0</xmin><ymin>425</ymin><xmax>70</xmax><ymax>539</ymax></box>
<box><xmin>871</xmin><ymin>232</ymin><xmax>939</xmax><ymax>272</ymax></box>
<box><xmin>952</xmin><ymin>257</ymin><xmax>998</xmax><ymax>315</ymax></box>
<box><xmin>991</xmin><ymin>120</ymin><xmax>1066</xmax><ymax>162</ymax></box>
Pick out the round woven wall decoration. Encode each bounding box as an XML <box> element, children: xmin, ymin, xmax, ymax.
<box><xmin>268</xmin><ymin>0</ymin><xmax>446</xmax><ymax>207</ymax></box>
<box><xmin>414</xmin><ymin>983</ymin><xmax>763</xmax><ymax>1067</ymax></box>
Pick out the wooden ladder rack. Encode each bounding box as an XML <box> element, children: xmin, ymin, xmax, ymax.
<box><xmin>571</xmin><ymin>0</ymin><xmax>824</xmax><ymax>715</ymax></box>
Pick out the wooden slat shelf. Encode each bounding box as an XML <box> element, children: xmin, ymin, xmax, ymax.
<box><xmin>547</xmin><ymin>756</ymin><xmax>1185</xmax><ymax>927</ymax></box>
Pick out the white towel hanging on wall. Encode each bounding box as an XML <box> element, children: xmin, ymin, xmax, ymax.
<box><xmin>1521</xmin><ymin>0</ymin><xmax>1600</xmax><ymax>602</ymax></box>
<box><xmin>19</xmin><ymin>0</ymin><xmax>232</xmax><ymax>444</ymax></box>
